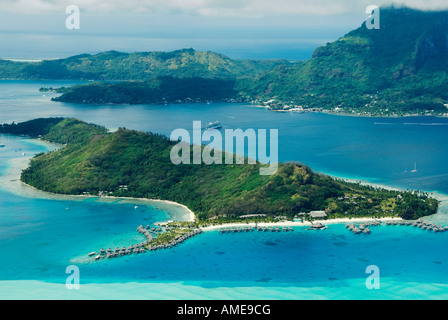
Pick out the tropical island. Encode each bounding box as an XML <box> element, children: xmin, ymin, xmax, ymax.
<box><xmin>3</xmin><ymin>6</ymin><xmax>448</xmax><ymax>117</ymax></box>
<box><xmin>47</xmin><ymin>77</ymin><xmax>244</xmax><ymax>105</ymax></box>
<box><xmin>0</xmin><ymin>117</ymin><xmax>439</xmax><ymax>223</ymax></box>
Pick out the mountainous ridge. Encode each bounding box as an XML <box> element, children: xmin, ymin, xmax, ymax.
<box><xmin>2</xmin><ymin>6</ymin><xmax>448</xmax><ymax>116</ymax></box>
<box><xmin>0</xmin><ymin>48</ymin><xmax>287</xmax><ymax>80</ymax></box>
<box><xmin>253</xmin><ymin>6</ymin><xmax>448</xmax><ymax>115</ymax></box>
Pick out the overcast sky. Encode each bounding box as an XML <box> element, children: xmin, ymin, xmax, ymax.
<box><xmin>0</xmin><ymin>0</ymin><xmax>447</xmax><ymax>59</ymax></box>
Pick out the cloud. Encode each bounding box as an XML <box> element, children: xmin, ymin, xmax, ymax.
<box><xmin>391</xmin><ymin>0</ymin><xmax>448</xmax><ymax>11</ymax></box>
<box><xmin>1</xmin><ymin>0</ymin><xmax>448</xmax><ymax>16</ymax></box>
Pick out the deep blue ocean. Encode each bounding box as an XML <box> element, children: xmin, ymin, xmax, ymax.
<box><xmin>1</xmin><ymin>80</ymin><xmax>448</xmax><ymax>299</ymax></box>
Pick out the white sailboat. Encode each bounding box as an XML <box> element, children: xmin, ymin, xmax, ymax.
<box><xmin>411</xmin><ymin>162</ymin><xmax>418</xmax><ymax>173</ymax></box>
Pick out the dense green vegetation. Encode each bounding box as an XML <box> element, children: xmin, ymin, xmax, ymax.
<box><xmin>0</xmin><ymin>49</ymin><xmax>286</xmax><ymax>80</ymax></box>
<box><xmin>0</xmin><ymin>118</ymin><xmax>439</xmax><ymax>221</ymax></box>
<box><xmin>247</xmin><ymin>6</ymin><xmax>448</xmax><ymax>116</ymax></box>
<box><xmin>0</xmin><ymin>118</ymin><xmax>108</xmax><ymax>145</ymax></box>
<box><xmin>51</xmin><ymin>77</ymin><xmax>241</xmax><ymax>104</ymax></box>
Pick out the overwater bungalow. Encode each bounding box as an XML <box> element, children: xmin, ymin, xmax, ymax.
<box><xmin>310</xmin><ymin>222</ymin><xmax>327</xmax><ymax>230</ymax></box>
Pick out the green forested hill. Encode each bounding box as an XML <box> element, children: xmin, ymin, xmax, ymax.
<box><xmin>248</xmin><ymin>6</ymin><xmax>448</xmax><ymax>115</ymax></box>
<box><xmin>0</xmin><ymin>49</ymin><xmax>286</xmax><ymax>80</ymax></box>
<box><xmin>51</xmin><ymin>77</ymin><xmax>241</xmax><ymax>104</ymax></box>
<box><xmin>0</xmin><ymin>118</ymin><xmax>439</xmax><ymax>221</ymax></box>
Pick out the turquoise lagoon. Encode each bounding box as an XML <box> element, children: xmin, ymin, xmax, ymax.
<box><xmin>1</xmin><ymin>80</ymin><xmax>448</xmax><ymax>299</ymax></box>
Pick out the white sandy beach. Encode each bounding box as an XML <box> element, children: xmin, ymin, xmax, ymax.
<box><xmin>200</xmin><ymin>217</ymin><xmax>403</xmax><ymax>232</ymax></box>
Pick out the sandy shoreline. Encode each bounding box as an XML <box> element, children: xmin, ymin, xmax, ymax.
<box><xmin>250</xmin><ymin>104</ymin><xmax>448</xmax><ymax>119</ymax></box>
<box><xmin>200</xmin><ymin>217</ymin><xmax>403</xmax><ymax>232</ymax></box>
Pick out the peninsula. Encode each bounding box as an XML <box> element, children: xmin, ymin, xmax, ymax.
<box><xmin>0</xmin><ymin>118</ymin><xmax>439</xmax><ymax>223</ymax></box>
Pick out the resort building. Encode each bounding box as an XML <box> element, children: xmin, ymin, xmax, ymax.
<box><xmin>298</xmin><ymin>211</ymin><xmax>327</xmax><ymax>219</ymax></box>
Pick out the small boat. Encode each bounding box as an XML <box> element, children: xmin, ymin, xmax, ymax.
<box><xmin>0</xmin><ymin>145</ymin><xmax>5</xmax><ymax>148</ymax></box>
<box><xmin>204</xmin><ymin>121</ymin><xmax>222</xmax><ymax>130</ymax></box>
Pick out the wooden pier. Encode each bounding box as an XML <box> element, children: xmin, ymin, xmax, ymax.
<box><xmin>92</xmin><ymin>224</ymin><xmax>204</xmax><ymax>261</ymax></box>
<box><xmin>219</xmin><ymin>226</ymin><xmax>295</xmax><ymax>234</ymax></box>
<box><xmin>346</xmin><ymin>219</ymin><xmax>448</xmax><ymax>235</ymax></box>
